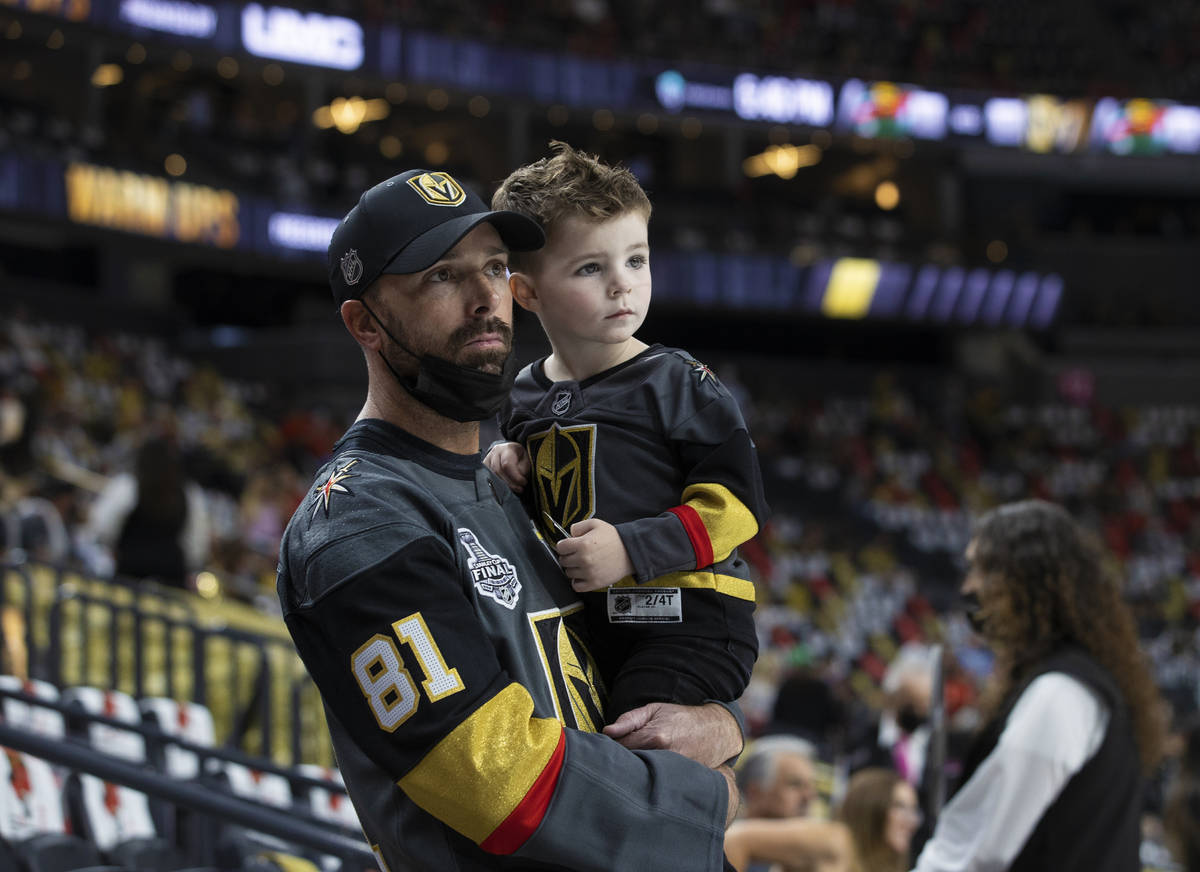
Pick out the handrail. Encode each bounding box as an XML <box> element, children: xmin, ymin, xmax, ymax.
<box><xmin>0</xmin><ymin>721</ymin><xmax>375</xmax><ymax>865</ymax></box>
<box><xmin>0</xmin><ymin>685</ymin><xmax>347</xmax><ymax>800</ymax></box>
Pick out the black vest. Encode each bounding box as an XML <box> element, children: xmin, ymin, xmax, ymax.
<box><xmin>957</xmin><ymin>647</ymin><xmax>1142</xmax><ymax>872</ymax></box>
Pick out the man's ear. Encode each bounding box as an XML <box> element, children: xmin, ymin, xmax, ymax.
<box><xmin>340</xmin><ymin>299</ymin><xmax>383</xmax><ymax>351</ymax></box>
<box><xmin>509</xmin><ymin>272</ymin><xmax>540</xmax><ymax>313</ymax></box>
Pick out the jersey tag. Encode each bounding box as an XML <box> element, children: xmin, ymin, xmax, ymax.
<box><xmin>607</xmin><ymin>587</ymin><xmax>682</xmax><ymax>623</ymax></box>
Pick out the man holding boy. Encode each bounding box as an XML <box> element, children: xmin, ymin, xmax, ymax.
<box><xmin>276</xmin><ymin>168</ymin><xmax>742</xmax><ymax>871</ymax></box>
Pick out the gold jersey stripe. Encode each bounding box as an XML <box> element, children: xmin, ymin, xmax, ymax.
<box><xmin>611</xmin><ymin>569</ymin><xmax>756</xmax><ymax>602</ymax></box>
<box><xmin>680</xmin><ymin>482</ymin><xmax>759</xmax><ymax>564</ymax></box>
<box><xmin>397</xmin><ymin>682</ymin><xmax>563</xmax><ymax>844</ymax></box>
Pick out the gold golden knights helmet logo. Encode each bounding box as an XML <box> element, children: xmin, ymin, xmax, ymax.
<box><xmin>405</xmin><ymin>171</ymin><xmax>467</xmax><ymax>207</ymax></box>
<box><xmin>527</xmin><ymin>423</ymin><xmax>596</xmax><ymax>542</ymax></box>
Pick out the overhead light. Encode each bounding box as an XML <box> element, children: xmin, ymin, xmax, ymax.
<box><xmin>91</xmin><ymin>64</ymin><xmax>125</xmax><ymax>88</ymax></box>
<box><xmin>312</xmin><ymin>96</ymin><xmax>389</xmax><ymax>134</ymax></box>
<box><xmin>874</xmin><ymin>180</ymin><xmax>900</xmax><ymax>210</ymax></box>
<box><xmin>743</xmin><ymin>144</ymin><xmax>822</xmax><ymax>179</ymax></box>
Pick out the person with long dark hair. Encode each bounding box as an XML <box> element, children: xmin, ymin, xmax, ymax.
<box><xmin>914</xmin><ymin>499</ymin><xmax>1165</xmax><ymax>871</ymax></box>
<box><xmin>85</xmin><ymin>435</ymin><xmax>208</xmax><ymax>588</ymax></box>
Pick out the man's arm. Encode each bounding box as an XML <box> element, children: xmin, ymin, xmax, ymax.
<box><xmin>286</xmin><ymin>534</ymin><xmax>730</xmax><ymax>870</ymax></box>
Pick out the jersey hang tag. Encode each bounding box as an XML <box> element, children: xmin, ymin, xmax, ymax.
<box><xmin>607</xmin><ymin>587</ymin><xmax>683</xmax><ymax>623</ymax></box>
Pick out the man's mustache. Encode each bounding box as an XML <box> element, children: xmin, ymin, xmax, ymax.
<box><xmin>450</xmin><ymin>318</ymin><xmax>512</xmax><ymax>348</ymax></box>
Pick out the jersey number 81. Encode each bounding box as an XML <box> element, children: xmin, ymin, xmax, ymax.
<box><xmin>351</xmin><ymin>612</ymin><xmax>465</xmax><ymax>731</ymax></box>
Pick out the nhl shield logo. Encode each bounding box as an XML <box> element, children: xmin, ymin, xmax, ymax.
<box><xmin>340</xmin><ymin>249</ymin><xmax>363</xmax><ymax>286</ymax></box>
<box><xmin>406</xmin><ymin>171</ymin><xmax>467</xmax><ymax>207</ymax></box>
<box><xmin>551</xmin><ymin>390</ymin><xmax>572</xmax><ymax>416</ymax></box>
<box><xmin>457</xmin><ymin>527</ymin><xmax>522</xmax><ymax>609</ymax></box>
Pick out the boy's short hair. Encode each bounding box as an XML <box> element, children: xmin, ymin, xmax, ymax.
<box><xmin>492</xmin><ymin>141</ymin><xmax>651</xmax><ymax>271</ymax></box>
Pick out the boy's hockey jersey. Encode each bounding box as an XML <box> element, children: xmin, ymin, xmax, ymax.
<box><xmin>501</xmin><ymin>345</ymin><xmax>768</xmax><ymax>704</ymax></box>
<box><xmin>277</xmin><ymin>419</ymin><xmax>729</xmax><ymax>872</ymax></box>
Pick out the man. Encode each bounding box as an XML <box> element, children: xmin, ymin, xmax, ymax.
<box><xmin>276</xmin><ymin>169</ymin><xmax>742</xmax><ymax>872</ymax></box>
<box><xmin>737</xmin><ymin>735</ymin><xmax>819</xmax><ymax>820</ymax></box>
<box><xmin>724</xmin><ymin>736</ymin><xmax>852</xmax><ymax>872</ymax></box>
<box><xmin>914</xmin><ymin>500</ymin><xmax>1165</xmax><ymax>872</ymax></box>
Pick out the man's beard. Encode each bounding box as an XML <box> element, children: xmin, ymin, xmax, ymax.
<box><xmin>383</xmin><ymin>315</ymin><xmax>513</xmax><ymax>374</ymax></box>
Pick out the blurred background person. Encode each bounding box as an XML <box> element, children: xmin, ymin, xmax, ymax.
<box><xmin>83</xmin><ymin>433</ymin><xmax>209</xmax><ymax>589</ymax></box>
<box><xmin>839</xmin><ymin>768</ymin><xmax>922</xmax><ymax>872</ymax></box>
<box><xmin>738</xmin><ymin>735</ymin><xmax>821</xmax><ymax>820</ymax></box>
<box><xmin>1165</xmin><ymin>718</ymin><xmax>1200</xmax><ymax>872</ymax></box>
<box><xmin>914</xmin><ymin>500</ymin><xmax>1166</xmax><ymax>872</ymax></box>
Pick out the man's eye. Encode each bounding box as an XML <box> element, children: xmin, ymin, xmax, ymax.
<box><xmin>487</xmin><ymin>261</ymin><xmax>507</xmax><ymax>277</ymax></box>
<box><xmin>430</xmin><ymin>268</ymin><xmax>453</xmax><ymax>283</ymax></box>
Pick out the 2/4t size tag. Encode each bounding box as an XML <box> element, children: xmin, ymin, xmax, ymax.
<box><xmin>607</xmin><ymin>587</ymin><xmax>683</xmax><ymax>623</ymax></box>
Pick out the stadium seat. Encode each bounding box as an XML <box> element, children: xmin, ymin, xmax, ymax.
<box><xmin>0</xmin><ymin>743</ymin><xmax>125</xmax><ymax>872</ymax></box>
<box><xmin>0</xmin><ymin>676</ymin><xmax>66</xmax><ymax>739</ymax></box>
<box><xmin>139</xmin><ymin>698</ymin><xmax>216</xmax><ymax>781</ymax></box>
<box><xmin>294</xmin><ymin>765</ymin><xmax>360</xmax><ymax>871</ymax></box>
<box><xmin>60</xmin><ymin>687</ymin><xmax>189</xmax><ymax>871</ymax></box>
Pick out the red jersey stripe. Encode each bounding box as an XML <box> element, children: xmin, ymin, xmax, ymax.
<box><xmin>480</xmin><ymin>729</ymin><xmax>566</xmax><ymax>854</ymax></box>
<box><xmin>668</xmin><ymin>504</ymin><xmax>714</xmax><ymax>568</ymax></box>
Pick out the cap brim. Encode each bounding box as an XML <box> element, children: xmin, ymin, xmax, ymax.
<box><xmin>382</xmin><ymin>210</ymin><xmax>544</xmax><ymax>276</ymax></box>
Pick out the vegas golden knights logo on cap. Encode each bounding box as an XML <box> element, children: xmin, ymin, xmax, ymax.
<box><xmin>527</xmin><ymin>423</ymin><xmax>596</xmax><ymax>543</ymax></box>
<box><xmin>406</xmin><ymin>171</ymin><xmax>467</xmax><ymax>207</ymax></box>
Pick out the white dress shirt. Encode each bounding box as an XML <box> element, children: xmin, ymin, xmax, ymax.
<box><xmin>912</xmin><ymin>672</ymin><xmax>1110</xmax><ymax>872</ymax></box>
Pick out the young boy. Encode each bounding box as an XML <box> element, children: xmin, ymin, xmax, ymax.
<box><xmin>485</xmin><ymin>142</ymin><xmax>768</xmax><ymax>720</ymax></box>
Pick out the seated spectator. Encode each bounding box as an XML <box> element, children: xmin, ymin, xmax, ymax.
<box><xmin>839</xmin><ymin>768</ymin><xmax>922</xmax><ymax>872</ymax></box>
<box><xmin>738</xmin><ymin>735</ymin><xmax>820</xmax><ymax>820</ymax></box>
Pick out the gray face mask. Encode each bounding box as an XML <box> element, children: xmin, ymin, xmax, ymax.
<box><xmin>361</xmin><ymin>302</ymin><xmax>515</xmax><ymax>423</ymax></box>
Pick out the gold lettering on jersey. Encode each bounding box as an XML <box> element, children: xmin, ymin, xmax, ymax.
<box><xmin>65</xmin><ymin>162</ymin><xmax>240</xmax><ymax>248</ymax></box>
<box><xmin>405</xmin><ymin>171</ymin><xmax>467</xmax><ymax>206</ymax></box>
<box><xmin>527</xmin><ymin>604</ymin><xmax>606</xmax><ymax>731</ymax></box>
<box><xmin>527</xmin><ymin>423</ymin><xmax>596</xmax><ymax>543</ymax></box>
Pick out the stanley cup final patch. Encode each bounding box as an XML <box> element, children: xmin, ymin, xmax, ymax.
<box><xmin>607</xmin><ymin>587</ymin><xmax>683</xmax><ymax>623</ymax></box>
<box><xmin>457</xmin><ymin>527</ymin><xmax>522</xmax><ymax>609</ymax></box>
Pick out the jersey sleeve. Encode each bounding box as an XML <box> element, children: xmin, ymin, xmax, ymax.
<box><xmin>284</xmin><ymin>531</ymin><xmax>729</xmax><ymax>868</ymax></box>
<box><xmin>616</xmin><ymin>371</ymin><xmax>769</xmax><ymax>584</ymax></box>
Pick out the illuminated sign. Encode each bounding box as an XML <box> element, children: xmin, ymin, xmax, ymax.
<box><xmin>1089</xmin><ymin>98</ymin><xmax>1200</xmax><ymax>155</ymax></box>
<box><xmin>118</xmin><ymin>0</ymin><xmax>217</xmax><ymax>38</ymax></box>
<box><xmin>982</xmin><ymin>96</ymin><xmax>1089</xmax><ymax>153</ymax></box>
<box><xmin>733</xmin><ymin>73</ymin><xmax>835</xmax><ymax>127</ymax></box>
<box><xmin>653</xmin><ymin>71</ymin><xmax>734</xmax><ymax>114</ymax></box>
<box><xmin>3</xmin><ymin>0</ymin><xmax>90</xmax><ymax>22</ymax></box>
<box><xmin>64</xmin><ymin>163</ymin><xmax>239</xmax><ymax>248</ymax></box>
<box><xmin>241</xmin><ymin>3</ymin><xmax>363</xmax><ymax>70</ymax></box>
<box><xmin>268</xmin><ymin>212</ymin><xmax>338</xmax><ymax>252</ymax></box>
<box><xmin>838</xmin><ymin>80</ymin><xmax>948</xmax><ymax>140</ymax></box>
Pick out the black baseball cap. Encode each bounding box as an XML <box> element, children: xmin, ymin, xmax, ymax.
<box><xmin>328</xmin><ymin>169</ymin><xmax>545</xmax><ymax>305</ymax></box>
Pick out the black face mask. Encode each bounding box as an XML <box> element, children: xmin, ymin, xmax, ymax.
<box><xmin>362</xmin><ymin>302</ymin><xmax>516</xmax><ymax>423</ymax></box>
<box><xmin>896</xmin><ymin>703</ymin><xmax>927</xmax><ymax>733</ymax></box>
<box><xmin>962</xmin><ymin>590</ymin><xmax>986</xmax><ymax>635</ymax></box>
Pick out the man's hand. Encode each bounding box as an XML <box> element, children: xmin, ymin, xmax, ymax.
<box><xmin>603</xmin><ymin>701</ymin><xmax>744</xmax><ymax>770</ymax></box>
<box><xmin>555</xmin><ymin>518</ymin><xmax>634</xmax><ymax>591</ymax></box>
<box><xmin>483</xmin><ymin>441</ymin><xmax>529</xmax><ymax>493</ymax></box>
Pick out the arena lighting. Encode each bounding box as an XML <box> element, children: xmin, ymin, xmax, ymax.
<box><xmin>118</xmin><ymin>0</ymin><xmax>218</xmax><ymax>39</ymax></box>
<box><xmin>242</xmin><ymin>3</ymin><xmax>363</xmax><ymax>70</ymax></box>
<box><xmin>874</xmin><ymin>180</ymin><xmax>900</xmax><ymax>210</ymax></box>
<box><xmin>742</xmin><ymin>144</ymin><xmax>821</xmax><ymax>179</ymax></box>
<box><xmin>312</xmin><ymin>97</ymin><xmax>389</xmax><ymax>134</ymax></box>
<box><xmin>91</xmin><ymin>64</ymin><xmax>124</xmax><ymax>87</ymax></box>
<box><xmin>268</xmin><ymin>212</ymin><xmax>339</xmax><ymax>252</ymax></box>
<box><xmin>837</xmin><ymin>80</ymin><xmax>948</xmax><ymax>140</ymax></box>
<box><xmin>733</xmin><ymin>73</ymin><xmax>836</xmax><ymax>127</ymax></box>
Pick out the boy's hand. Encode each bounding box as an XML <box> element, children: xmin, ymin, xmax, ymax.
<box><xmin>483</xmin><ymin>441</ymin><xmax>529</xmax><ymax>493</ymax></box>
<box><xmin>555</xmin><ymin>518</ymin><xmax>634</xmax><ymax>591</ymax></box>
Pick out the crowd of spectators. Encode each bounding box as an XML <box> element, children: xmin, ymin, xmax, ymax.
<box><xmin>1</xmin><ymin>308</ymin><xmax>1198</xmax><ymax>863</ymax></box>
